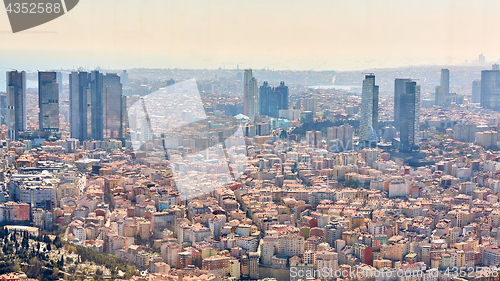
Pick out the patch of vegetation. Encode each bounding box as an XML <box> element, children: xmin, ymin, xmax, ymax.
<box><xmin>0</xmin><ymin>227</ymin><xmax>139</xmax><ymax>281</ymax></box>
<box><xmin>75</xmin><ymin>245</ymin><xmax>139</xmax><ymax>278</ymax></box>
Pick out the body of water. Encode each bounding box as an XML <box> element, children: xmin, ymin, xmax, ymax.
<box><xmin>0</xmin><ymin>68</ymin><xmax>38</xmax><ymax>91</ymax></box>
<box><xmin>307</xmin><ymin>85</ymin><xmax>361</xmax><ymax>90</ymax></box>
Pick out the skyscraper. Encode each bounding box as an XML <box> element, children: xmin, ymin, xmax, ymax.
<box><xmin>0</xmin><ymin>92</ymin><xmax>6</xmax><ymax>126</ymax></box>
<box><xmin>56</xmin><ymin>72</ymin><xmax>63</xmax><ymax>94</ymax></box>
<box><xmin>69</xmin><ymin>71</ymin><xmax>90</xmax><ymax>141</ymax></box>
<box><xmin>243</xmin><ymin>69</ymin><xmax>253</xmax><ymax>116</ymax></box>
<box><xmin>360</xmin><ymin>74</ymin><xmax>379</xmax><ymax>143</ymax></box>
<box><xmin>120</xmin><ymin>70</ymin><xmax>129</xmax><ymax>88</ymax></box>
<box><xmin>440</xmin><ymin>69</ymin><xmax>450</xmax><ymax>97</ymax></box>
<box><xmin>275</xmin><ymin>81</ymin><xmax>289</xmax><ymax>111</ymax></box>
<box><xmin>479</xmin><ymin>54</ymin><xmax>486</xmax><ymax>64</ymax></box>
<box><xmin>394</xmin><ymin>78</ymin><xmax>411</xmax><ymax>129</ymax></box>
<box><xmin>6</xmin><ymin>71</ymin><xmax>26</xmax><ymax>140</ymax></box>
<box><xmin>248</xmin><ymin>77</ymin><xmax>259</xmax><ymax>117</ymax></box>
<box><xmin>472</xmin><ymin>80</ymin><xmax>481</xmax><ymax>104</ymax></box>
<box><xmin>435</xmin><ymin>86</ymin><xmax>445</xmax><ymax>106</ymax></box>
<box><xmin>103</xmin><ymin>73</ymin><xmax>125</xmax><ymax>139</ymax></box>
<box><xmin>480</xmin><ymin>66</ymin><xmax>500</xmax><ymax>111</ymax></box>
<box><xmin>257</xmin><ymin>81</ymin><xmax>289</xmax><ymax>118</ymax></box>
<box><xmin>400</xmin><ymin>80</ymin><xmax>420</xmax><ymax>152</ymax></box>
<box><xmin>90</xmin><ymin>70</ymin><xmax>104</xmax><ymax>140</ymax></box>
<box><xmin>259</xmin><ymin>81</ymin><xmax>278</xmax><ymax>117</ymax></box>
<box><xmin>38</xmin><ymin>71</ymin><xmax>59</xmax><ymax>132</ymax></box>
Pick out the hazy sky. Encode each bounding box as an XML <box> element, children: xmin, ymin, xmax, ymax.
<box><xmin>1</xmin><ymin>0</ymin><xmax>500</xmax><ymax>71</ymax></box>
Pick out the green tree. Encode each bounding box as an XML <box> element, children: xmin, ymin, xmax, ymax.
<box><xmin>68</xmin><ymin>266</ymin><xmax>76</xmax><ymax>274</ymax></box>
<box><xmin>51</xmin><ymin>267</ymin><xmax>59</xmax><ymax>281</ymax></box>
<box><xmin>26</xmin><ymin>257</ymin><xmax>41</xmax><ymax>278</ymax></box>
<box><xmin>124</xmin><ymin>265</ymin><xmax>138</xmax><ymax>278</ymax></box>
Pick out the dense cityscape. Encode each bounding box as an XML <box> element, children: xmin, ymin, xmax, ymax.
<box><xmin>2</xmin><ymin>55</ymin><xmax>500</xmax><ymax>281</ymax></box>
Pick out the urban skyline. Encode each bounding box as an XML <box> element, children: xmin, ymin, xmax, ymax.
<box><xmin>5</xmin><ymin>64</ymin><xmax>500</xmax><ymax>141</ymax></box>
<box><xmin>5</xmin><ymin>1</ymin><xmax>500</xmax><ymax>280</ymax></box>
<box><xmin>0</xmin><ymin>62</ymin><xmax>500</xmax><ymax>280</ymax></box>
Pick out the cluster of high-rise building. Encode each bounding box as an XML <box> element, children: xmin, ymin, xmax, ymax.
<box><xmin>71</xmin><ymin>71</ymin><xmax>126</xmax><ymax>141</ymax></box>
<box><xmin>359</xmin><ymin>74</ymin><xmax>421</xmax><ymax>153</ymax></box>
<box><xmin>430</xmin><ymin>64</ymin><xmax>500</xmax><ymax>113</ymax></box>
<box><xmin>5</xmin><ymin>70</ymin><xmax>126</xmax><ymax>142</ymax></box>
<box><xmin>362</xmin><ymin>65</ymin><xmax>500</xmax><ymax>154</ymax></box>
<box><xmin>243</xmin><ymin>69</ymin><xmax>289</xmax><ymax>118</ymax></box>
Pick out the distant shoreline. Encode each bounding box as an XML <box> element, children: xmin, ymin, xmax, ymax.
<box><xmin>307</xmin><ymin>85</ymin><xmax>361</xmax><ymax>90</ymax></box>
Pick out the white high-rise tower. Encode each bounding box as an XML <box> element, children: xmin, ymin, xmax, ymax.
<box><xmin>248</xmin><ymin>77</ymin><xmax>259</xmax><ymax>117</ymax></box>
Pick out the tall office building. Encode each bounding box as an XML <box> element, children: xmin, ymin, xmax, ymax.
<box><xmin>243</xmin><ymin>69</ymin><xmax>253</xmax><ymax>116</ymax></box>
<box><xmin>400</xmin><ymin>80</ymin><xmax>420</xmax><ymax>152</ymax></box>
<box><xmin>90</xmin><ymin>71</ymin><xmax>104</xmax><ymax>140</ymax></box>
<box><xmin>102</xmin><ymin>73</ymin><xmax>125</xmax><ymax>139</ymax></box>
<box><xmin>38</xmin><ymin>71</ymin><xmax>59</xmax><ymax>132</ymax></box>
<box><xmin>435</xmin><ymin>69</ymin><xmax>456</xmax><ymax>106</ymax></box>
<box><xmin>74</xmin><ymin>71</ymin><xmax>125</xmax><ymax>141</ymax></box>
<box><xmin>360</xmin><ymin>74</ymin><xmax>379</xmax><ymax>143</ymax></box>
<box><xmin>441</xmin><ymin>69</ymin><xmax>450</xmax><ymax>96</ymax></box>
<box><xmin>247</xmin><ymin>77</ymin><xmax>259</xmax><ymax>117</ymax></box>
<box><xmin>257</xmin><ymin>81</ymin><xmax>289</xmax><ymax>118</ymax></box>
<box><xmin>394</xmin><ymin>78</ymin><xmax>411</xmax><ymax>129</ymax></box>
<box><xmin>275</xmin><ymin>81</ymin><xmax>289</xmax><ymax>111</ymax></box>
<box><xmin>6</xmin><ymin>71</ymin><xmax>26</xmax><ymax>140</ymax></box>
<box><xmin>480</xmin><ymin>65</ymin><xmax>500</xmax><ymax>111</ymax></box>
<box><xmin>479</xmin><ymin>54</ymin><xmax>486</xmax><ymax>64</ymax></box>
<box><xmin>120</xmin><ymin>70</ymin><xmax>129</xmax><ymax>88</ymax></box>
<box><xmin>259</xmin><ymin>81</ymin><xmax>279</xmax><ymax>118</ymax></box>
<box><xmin>435</xmin><ymin>86</ymin><xmax>445</xmax><ymax>106</ymax></box>
<box><xmin>56</xmin><ymin>72</ymin><xmax>63</xmax><ymax>94</ymax></box>
<box><xmin>0</xmin><ymin>92</ymin><xmax>6</xmax><ymax>126</ymax></box>
<box><xmin>119</xmin><ymin>70</ymin><xmax>130</xmax><ymax>96</ymax></box>
<box><xmin>472</xmin><ymin>80</ymin><xmax>481</xmax><ymax>104</ymax></box>
<box><xmin>69</xmin><ymin>71</ymin><xmax>90</xmax><ymax>141</ymax></box>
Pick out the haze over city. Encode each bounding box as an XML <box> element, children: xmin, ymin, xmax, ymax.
<box><xmin>2</xmin><ymin>0</ymin><xmax>500</xmax><ymax>71</ymax></box>
<box><xmin>4</xmin><ymin>1</ymin><xmax>500</xmax><ymax>281</ymax></box>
